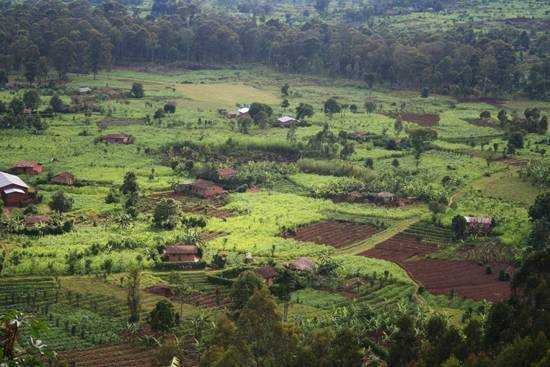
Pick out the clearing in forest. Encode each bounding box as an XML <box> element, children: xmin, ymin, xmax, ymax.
<box><xmin>361</xmin><ymin>233</ymin><xmax>512</xmax><ymax>302</ymax></box>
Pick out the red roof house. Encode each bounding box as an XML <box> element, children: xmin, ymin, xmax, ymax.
<box><xmin>9</xmin><ymin>161</ymin><xmax>43</xmax><ymax>176</ymax></box>
<box><xmin>50</xmin><ymin>172</ymin><xmax>76</xmax><ymax>186</ymax></box>
<box><xmin>218</xmin><ymin>167</ymin><xmax>237</xmax><ymax>180</ymax></box>
<box><xmin>162</xmin><ymin>245</ymin><xmax>202</xmax><ymax>263</ymax></box>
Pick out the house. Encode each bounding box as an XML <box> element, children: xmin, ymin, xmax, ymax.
<box><xmin>238</xmin><ymin>107</ymin><xmax>250</xmax><ymax>117</ymax></box>
<box><xmin>98</xmin><ymin>133</ymin><xmax>134</xmax><ymax>145</ymax></box>
<box><xmin>464</xmin><ymin>216</ymin><xmax>493</xmax><ymax>234</ymax></box>
<box><xmin>50</xmin><ymin>172</ymin><xmax>76</xmax><ymax>186</ymax></box>
<box><xmin>289</xmin><ymin>257</ymin><xmax>315</xmax><ymax>272</ymax></box>
<box><xmin>227</xmin><ymin>107</ymin><xmax>250</xmax><ymax>119</ymax></box>
<box><xmin>255</xmin><ymin>265</ymin><xmax>278</xmax><ymax>287</ymax></box>
<box><xmin>78</xmin><ymin>87</ymin><xmax>92</xmax><ymax>94</ymax></box>
<box><xmin>276</xmin><ymin>116</ymin><xmax>296</xmax><ymax>127</ymax></box>
<box><xmin>0</xmin><ymin>171</ymin><xmax>30</xmax><ymax>207</ymax></box>
<box><xmin>9</xmin><ymin>161</ymin><xmax>43</xmax><ymax>176</ymax></box>
<box><xmin>176</xmin><ymin>179</ymin><xmax>227</xmax><ymax>199</ymax></box>
<box><xmin>162</xmin><ymin>245</ymin><xmax>202</xmax><ymax>263</ymax></box>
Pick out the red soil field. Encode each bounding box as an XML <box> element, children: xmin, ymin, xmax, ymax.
<box><xmin>60</xmin><ymin>343</ymin><xmax>156</xmax><ymax>367</ymax></box>
<box><xmin>400</xmin><ymin>113</ymin><xmax>440</xmax><ymax>127</ymax></box>
<box><xmin>361</xmin><ymin>234</ymin><xmax>511</xmax><ymax>302</ymax></box>
<box><xmin>286</xmin><ymin>221</ymin><xmax>379</xmax><ymax>248</ymax></box>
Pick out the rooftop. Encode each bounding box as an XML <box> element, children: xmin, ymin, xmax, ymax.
<box><xmin>0</xmin><ymin>171</ymin><xmax>29</xmax><ymax>189</ymax></box>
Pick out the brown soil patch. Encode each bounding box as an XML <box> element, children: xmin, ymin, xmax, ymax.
<box><xmin>285</xmin><ymin>221</ymin><xmax>379</xmax><ymax>249</ymax></box>
<box><xmin>59</xmin><ymin>343</ymin><xmax>157</xmax><ymax>367</ymax></box>
<box><xmin>361</xmin><ymin>234</ymin><xmax>512</xmax><ymax>302</ymax></box>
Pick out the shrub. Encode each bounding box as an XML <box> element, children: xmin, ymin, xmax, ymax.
<box><xmin>148</xmin><ymin>300</ymin><xmax>175</xmax><ymax>332</ymax></box>
<box><xmin>49</xmin><ymin>191</ymin><xmax>73</xmax><ymax>213</ymax></box>
<box><xmin>498</xmin><ymin>270</ymin><xmax>511</xmax><ymax>282</ymax></box>
<box><xmin>153</xmin><ymin>198</ymin><xmax>180</xmax><ymax>230</ymax></box>
<box><xmin>130</xmin><ymin>83</ymin><xmax>144</xmax><ymax>98</ymax></box>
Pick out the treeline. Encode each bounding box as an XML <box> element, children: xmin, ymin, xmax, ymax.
<box><xmin>0</xmin><ymin>0</ymin><xmax>549</xmax><ymax>98</ymax></box>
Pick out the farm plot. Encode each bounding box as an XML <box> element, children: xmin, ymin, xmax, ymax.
<box><xmin>285</xmin><ymin>220</ymin><xmax>379</xmax><ymax>248</ymax></box>
<box><xmin>59</xmin><ymin>343</ymin><xmax>157</xmax><ymax>367</ymax></box>
<box><xmin>361</xmin><ymin>234</ymin><xmax>512</xmax><ymax>302</ymax></box>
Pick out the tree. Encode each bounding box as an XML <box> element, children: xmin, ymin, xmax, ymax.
<box><xmin>9</xmin><ymin>97</ymin><xmax>25</xmax><ymax>116</ymax></box>
<box><xmin>52</xmin><ymin>37</ymin><xmax>74</xmax><ymax>79</ymax></box>
<box><xmin>527</xmin><ymin>192</ymin><xmax>550</xmax><ymax>250</ymax></box>
<box><xmin>127</xmin><ymin>265</ymin><xmax>141</xmax><ymax>323</ymax></box>
<box><xmin>281</xmin><ymin>99</ymin><xmax>289</xmax><ymax>109</ymax></box>
<box><xmin>364</xmin><ymin>100</ymin><xmax>376</xmax><ymax>114</ymax></box>
<box><xmin>49</xmin><ymin>95</ymin><xmax>66</xmax><ymax>113</ymax></box>
<box><xmin>296</xmin><ymin>103</ymin><xmax>314</xmax><ymax>120</ymax></box>
<box><xmin>391</xmin><ymin>158</ymin><xmax>400</xmax><ymax>168</ymax></box>
<box><xmin>153</xmin><ymin>198</ymin><xmax>180</xmax><ymax>229</ymax></box>
<box><xmin>23</xmin><ymin>90</ymin><xmax>40</xmax><ymax>110</ymax></box>
<box><xmin>281</xmin><ymin>84</ymin><xmax>289</xmax><ymax>96</ymax></box>
<box><xmin>323</xmin><ymin>97</ymin><xmax>341</xmax><ymax>116</ymax></box>
<box><xmin>452</xmin><ymin>215</ymin><xmax>467</xmax><ymax>240</ymax></box>
<box><xmin>229</xmin><ymin>271</ymin><xmax>265</xmax><ymax>317</ymax></box>
<box><xmin>0</xmin><ymin>70</ymin><xmax>8</xmax><ymax>88</ymax></box>
<box><xmin>388</xmin><ymin>315</ymin><xmax>421</xmax><ymax>367</ymax></box>
<box><xmin>249</xmin><ymin>102</ymin><xmax>273</xmax><ymax>123</ymax></box>
<box><xmin>130</xmin><ymin>83</ymin><xmax>144</xmax><ymax>98</ymax></box>
<box><xmin>48</xmin><ymin>191</ymin><xmax>73</xmax><ymax>213</ymax></box>
<box><xmin>394</xmin><ymin>119</ymin><xmax>403</xmax><ymax>135</ymax></box>
<box><xmin>364</xmin><ymin>158</ymin><xmax>374</xmax><ymax>169</ymax></box>
<box><xmin>149</xmin><ymin>300</ymin><xmax>176</xmax><ymax>332</ymax></box>
<box><xmin>408</xmin><ymin>127</ymin><xmax>438</xmax><ymax>154</ymax></box>
<box><xmin>498</xmin><ymin>110</ymin><xmax>508</xmax><ymax>126</ymax></box>
<box><xmin>163</xmin><ymin>102</ymin><xmax>176</xmax><ymax>113</ymax></box>
<box><xmin>421</xmin><ymin>87</ymin><xmax>430</xmax><ymax>98</ymax></box>
<box><xmin>121</xmin><ymin>172</ymin><xmax>139</xmax><ymax>195</ymax></box>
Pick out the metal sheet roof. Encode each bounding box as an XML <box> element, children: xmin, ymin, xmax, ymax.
<box><xmin>0</xmin><ymin>171</ymin><xmax>29</xmax><ymax>189</ymax></box>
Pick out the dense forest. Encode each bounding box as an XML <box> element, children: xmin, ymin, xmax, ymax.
<box><xmin>0</xmin><ymin>0</ymin><xmax>549</xmax><ymax>98</ymax></box>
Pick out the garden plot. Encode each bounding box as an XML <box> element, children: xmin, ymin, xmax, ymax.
<box><xmin>285</xmin><ymin>220</ymin><xmax>379</xmax><ymax>249</ymax></box>
<box><xmin>59</xmin><ymin>343</ymin><xmax>157</xmax><ymax>367</ymax></box>
<box><xmin>361</xmin><ymin>234</ymin><xmax>512</xmax><ymax>302</ymax></box>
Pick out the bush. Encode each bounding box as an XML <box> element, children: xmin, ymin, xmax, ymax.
<box><xmin>130</xmin><ymin>83</ymin><xmax>144</xmax><ymax>98</ymax></box>
<box><xmin>148</xmin><ymin>300</ymin><xmax>175</xmax><ymax>332</ymax></box>
<box><xmin>49</xmin><ymin>191</ymin><xmax>73</xmax><ymax>213</ymax></box>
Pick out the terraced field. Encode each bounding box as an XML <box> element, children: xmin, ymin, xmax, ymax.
<box><xmin>286</xmin><ymin>220</ymin><xmax>379</xmax><ymax>248</ymax></box>
<box><xmin>361</xmin><ymin>234</ymin><xmax>512</xmax><ymax>302</ymax></box>
<box><xmin>59</xmin><ymin>343</ymin><xmax>157</xmax><ymax>367</ymax></box>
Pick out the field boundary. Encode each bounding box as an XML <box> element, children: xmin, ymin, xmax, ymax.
<box><xmin>338</xmin><ymin>217</ymin><xmax>422</xmax><ymax>255</ymax></box>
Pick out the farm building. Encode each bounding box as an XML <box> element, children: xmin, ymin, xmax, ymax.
<box><xmin>227</xmin><ymin>107</ymin><xmax>250</xmax><ymax>119</ymax></box>
<box><xmin>9</xmin><ymin>161</ymin><xmax>43</xmax><ymax>175</ymax></box>
<box><xmin>255</xmin><ymin>265</ymin><xmax>278</xmax><ymax>286</ymax></box>
<box><xmin>98</xmin><ymin>133</ymin><xmax>134</xmax><ymax>144</ymax></box>
<box><xmin>162</xmin><ymin>245</ymin><xmax>202</xmax><ymax>263</ymax></box>
<box><xmin>50</xmin><ymin>172</ymin><xmax>76</xmax><ymax>186</ymax></box>
<box><xmin>276</xmin><ymin>116</ymin><xmax>296</xmax><ymax>127</ymax></box>
<box><xmin>0</xmin><ymin>171</ymin><xmax>30</xmax><ymax>207</ymax></box>
<box><xmin>289</xmin><ymin>257</ymin><xmax>315</xmax><ymax>272</ymax></box>
<box><xmin>176</xmin><ymin>179</ymin><xmax>227</xmax><ymax>199</ymax></box>
<box><xmin>464</xmin><ymin>216</ymin><xmax>493</xmax><ymax>234</ymax></box>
